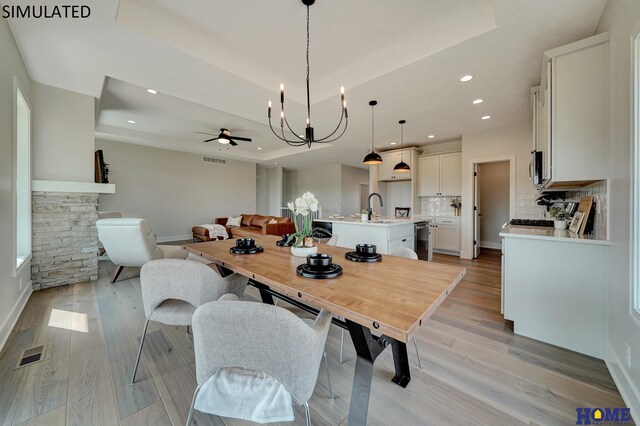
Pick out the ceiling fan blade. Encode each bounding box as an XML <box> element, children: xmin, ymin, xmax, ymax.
<box><xmin>229</xmin><ymin>140</ymin><xmax>238</xmax><ymax>146</ymax></box>
<box><xmin>195</xmin><ymin>131</ymin><xmax>218</xmax><ymax>136</ymax></box>
<box><xmin>230</xmin><ymin>136</ymin><xmax>252</xmax><ymax>142</ymax></box>
<box><xmin>203</xmin><ymin>137</ymin><xmax>218</xmax><ymax>143</ymax></box>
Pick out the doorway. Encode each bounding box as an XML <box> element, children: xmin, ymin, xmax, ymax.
<box><xmin>471</xmin><ymin>158</ymin><xmax>515</xmax><ymax>259</ymax></box>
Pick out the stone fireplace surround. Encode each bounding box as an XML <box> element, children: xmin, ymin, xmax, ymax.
<box><xmin>30</xmin><ymin>180</ymin><xmax>114</xmax><ymax>290</ymax></box>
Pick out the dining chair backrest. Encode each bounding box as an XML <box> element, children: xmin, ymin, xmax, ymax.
<box><xmin>395</xmin><ymin>207</ymin><xmax>411</xmax><ymax>217</ymax></box>
<box><xmin>192</xmin><ymin>302</ymin><xmax>332</xmax><ymax>404</ymax></box>
<box><xmin>390</xmin><ymin>246</ymin><xmax>418</xmax><ymax>260</ymax></box>
<box><xmin>326</xmin><ymin>234</ymin><xmax>339</xmax><ymax>246</ymax></box>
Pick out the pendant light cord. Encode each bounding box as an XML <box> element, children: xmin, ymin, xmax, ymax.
<box><xmin>306</xmin><ymin>5</ymin><xmax>311</xmax><ymax>126</ymax></box>
<box><xmin>400</xmin><ymin>122</ymin><xmax>404</xmax><ymax>160</ymax></box>
<box><xmin>371</xmin><ymin>104</ymin><xmax>375</xmax><ymax>152</ymax></box>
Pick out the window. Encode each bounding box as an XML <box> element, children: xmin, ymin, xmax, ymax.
<box><xmin>15</xmin><ymin>82</ymin><xmax>31</xmax><ymax>272</ymax></box>
<box><xmin>634</xmin><ymin>33</ymin><xmax>640</xmax><ymax>317</ymax></box>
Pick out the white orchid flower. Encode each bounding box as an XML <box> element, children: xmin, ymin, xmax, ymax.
<box><xmin>287</xmin><ymin>201</ymin><xmax>295</xmax><ymax>212</ymax></box>
<box><xmin>308</xmin><ymin>198</ymin><xmax>319</xmax><ymax>212</ymax></box>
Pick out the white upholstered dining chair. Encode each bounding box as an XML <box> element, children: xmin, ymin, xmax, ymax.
<box><xmin>131</xmin><ymin>259</ymin><xmax>248</xmax><ymax>384</ymax></box>
<box><xmin>96</xmin><ymin>218</ymin><xmax>188</xmax><ymax>283</ymax></box>
<box><xmin>187</xmin><ymin>301</ymin><xmax>332</xmax><ymax>426</ymax></box>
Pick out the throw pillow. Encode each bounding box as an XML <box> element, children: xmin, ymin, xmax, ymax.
<box><xmin>268</xmin><ymin>218</ymin><xmax>278</xmax><ymax>224</ymax></box>
<box><xmin>227</xmin><ymin>215</ymin><xmax>242</xmax><ymax>227</ymax></box>
<box><xmin>251</xmin><ymin>215</ymin><xmax>270</xmax><ymax>227</ymax></box>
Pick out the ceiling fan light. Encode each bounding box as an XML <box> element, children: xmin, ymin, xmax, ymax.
<box><xmin>393</xmin><ymin>161</ymin><xmax>411</xmax><ymax>172</ymax></box>
<box><xmin>363</xmin><ymin>152</ymin><xmax>383</xmax><ymax>165</ymax></box>
<box><xmin>218</xmin><ymin>137</ymin><xmax>231</xmax><ymax>144</ymax></box>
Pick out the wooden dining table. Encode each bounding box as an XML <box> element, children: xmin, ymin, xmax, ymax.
<box><xmin>183</xmin><ymin>235</ymin><xmax>466</xmax><ymax>425</ymax></box>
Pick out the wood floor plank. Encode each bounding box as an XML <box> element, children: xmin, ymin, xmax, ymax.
<box><xmin>13</xmin><ymin>405</ymin><xmax>66</xmax><ymax>426</ymax></box>
<box><xmin>118</xmin><ymin>401</ymin><xmax>171</xmax><ymax>426</ymax></box>
<box><xmin>66</xmin><ymin>345</ymin><xmax>118</xmax><ymax>426</ymax></box>
<box><xmin>10</xmin><ymin>295</ymin><xmax>72</xmax><ymax>425</ymax></box>
<box><xmin>96</xmin><ymin>294</ymin><xmax>160</xmax><ymax>419</ymax></box>
<box><xmin>70</xmin><ymin>283</ymin><xmax>105</xmax><ymax>354</ymax></box>
<box><xmin>0</xmin><ymin>328</ymin><xmax>36</xmax><ymax>426</ymax></box>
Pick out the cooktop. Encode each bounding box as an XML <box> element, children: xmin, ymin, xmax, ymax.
<box><xmin>509</xmin><ymin>219</ymin><xmax>555</xmax><ymax>227</ymax></box>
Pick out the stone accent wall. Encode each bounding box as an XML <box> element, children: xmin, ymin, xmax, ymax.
<box><xmin>31</xmin><ymin>191</ymin><xmax>99</xmax><ymax>290</ymax></box>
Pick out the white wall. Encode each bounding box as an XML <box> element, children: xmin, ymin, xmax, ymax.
<box><xmin>32</xmin><ymin>83</ymin><xmax>95</xmax><ymax>182</ymax></box>
<box><xmin>288</xmin><ymin>164</ymin><xmax>342</xmax><ymax>216</ymax></box>
<box><xmin>267</xmin><ymin>167</ymin><xmax>283</xmax><ymax>217</ymax></box>
<box><xmin>479</xmin><ymin>161</ymin><xmax>510</xmax><ymax>246</ymax></box>
<box><xmin>597</xmin><ymin>0</ymin><xmax>640</xmax><ymax>418</ymax></box>
<box><xmin>341</xmin><ymin>165</ymin><xmax>369</xmax><ymax>215</ymax></box>
<box><xmin>96</xmin><ymin>139</ymin><xmax>256</xmax><ymax>240</ymax></box>
<box><xmin>0</xmin><ymin>19</ymin><xmax>32</xmax><ymax>350</ymax></box>
<box><xmin>460</xmin><ymin>120</ymin><xmax>535</xmax><ymax>259</ymax></box>
<box><xmin>256</xmin><ymin>164</ymin><xmax>269</xmax><ymax>215</ymax></box>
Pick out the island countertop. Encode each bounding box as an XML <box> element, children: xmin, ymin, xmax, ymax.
<box><xmin>314</xmin><ymin>216</ymin><xmax>430</xmax><ymax>227</ymax></box>
<box><xmin>500</xmin><ymin>225</ymin><xmax>610</xmax><ymax>245</ymax></box>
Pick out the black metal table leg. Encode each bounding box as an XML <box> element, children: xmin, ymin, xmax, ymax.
<box><xmin>390</xmin><ymin>340</ymin><xmax>411</xmax><ymax>387</ymax></box>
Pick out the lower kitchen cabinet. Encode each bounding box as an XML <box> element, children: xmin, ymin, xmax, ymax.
<box><xmin>501</xmin><ymin>234</ymin><xmax>608</xmax><ymax>359</ymax></box>
<box><xmin>431</xmin><ymin>217</ymin><xmax>460</xmax><ymax>254</ymax></box>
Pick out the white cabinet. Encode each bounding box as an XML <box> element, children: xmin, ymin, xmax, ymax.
<box><xmin>418</xmin><ymin>153</ymin><xmax>461</xmax><ymax>196</ymax></box>
<box><xmin>377</xmin><ymin>149</ymin><xmax>413</xmax><ymax>181</ymax></box>
<box><xmin>533</xmin><ymin>32</ymin><xmax>609</xmax><ymax>189</ymax></box>
<box><xmin>502</xmin><ymin>235</ymin><xmax>607</xmax><ymax>358</ymax></box>
<box><xmin>430</xmin><ymin>217</ymin><xmax>460</xmax><ymax>253</ymax></box>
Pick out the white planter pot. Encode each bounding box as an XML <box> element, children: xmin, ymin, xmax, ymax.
<box><xmin>291</xmin><ymin>245</ymin><xmax>317</xmax><ymax>257</ymax></box>
<box><xmin>554</xmin><ymin>220</ymin><xmax>567</xmax><ymax>230</ymax></box>
<box><xmin>361</xmin><ymin>213</ymin><xmax>368</xmax><ymax>222</ymax></box>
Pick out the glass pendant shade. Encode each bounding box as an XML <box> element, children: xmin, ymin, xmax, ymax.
<box><xmin>363</xmin><ymin>151</ymin><xmax>383</xmax><ymax>164</ymax></box>
<box><xmin>394</xmin><ymin>119</ymin><xmax>411</xmax><ymax>172</ymax></box>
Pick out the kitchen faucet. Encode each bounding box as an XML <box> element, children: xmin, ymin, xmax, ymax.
<box><xmin>367</xmin><ymin>193</ymin><xmax>383</xmax><ymax>221</ymax></box>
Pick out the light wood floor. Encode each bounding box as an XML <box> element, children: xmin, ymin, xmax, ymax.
<box><xmin>0</xmin><ymin>250</ymin><xmax>629</xmax><ymax>426</ymax></box>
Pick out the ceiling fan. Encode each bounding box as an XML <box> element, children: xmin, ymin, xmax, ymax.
<box><xmin>196</xmin><ymin>128</ymin><xmax>252</xmax><ymax>146</ymax></box>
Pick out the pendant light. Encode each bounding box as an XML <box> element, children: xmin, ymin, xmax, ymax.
<box><xmin>393</xmin><ymin>119</ymin><xmax>411</xmax><ymax>173</ymax></box>
<box><xmin>363</xmin><ymin>100</ymin><xmax>383</xmax><ymax>165</ymax></box>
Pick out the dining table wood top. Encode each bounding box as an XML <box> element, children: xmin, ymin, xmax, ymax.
<box><xmin>183</xmin><ymin>236</ymin><xmax>466</xmax><ymax>343</ymax></box>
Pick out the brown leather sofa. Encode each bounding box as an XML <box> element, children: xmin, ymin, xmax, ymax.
<box><xmin>192</xmin><ymin>214</ymin><xmax>295</xmax><ymax>241</ymax></box>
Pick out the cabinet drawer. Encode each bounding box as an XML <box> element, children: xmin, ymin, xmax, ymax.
<box><xmin>436</xmin><ymin>217</ymin><xmax>460</xmax><ymax>226</ymax></box>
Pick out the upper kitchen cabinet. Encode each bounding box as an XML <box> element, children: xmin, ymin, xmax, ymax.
<box><xmin>534</xmin><ymin>32</ymin><xmax>609</xmax><ymax>189</ymax></box>
<box><xmin>377</xmin><ymin>149</ymin><xmax>414</xmax><ymax>181</ymax></box>
<box><xmin>418</xmin><ymin>152</ymin><xmax>461</xmax><ymax>196</ymax></box>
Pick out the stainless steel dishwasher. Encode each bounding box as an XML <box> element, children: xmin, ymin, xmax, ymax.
<box><xmin>414</xmin><ymin>221</ymin><xmax>433</xmax><ymax>261</ymax></box>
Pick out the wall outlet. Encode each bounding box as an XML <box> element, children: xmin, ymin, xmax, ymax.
<box><xmin>625</xmin><ymin>342</ymin><xmax>631</xmax><ymax>369</ymax></box>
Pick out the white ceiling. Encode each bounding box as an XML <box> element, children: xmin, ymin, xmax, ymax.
<box><xmin>8</xmin><ymin>0</ymin><xmax>607</xmax><ymax>169</ymax></box>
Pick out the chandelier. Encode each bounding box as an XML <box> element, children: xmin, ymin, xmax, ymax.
<box><xmin>267</xmin><ymin>0</ymin><xmax>348</xmax><ymax>148</ymax></box>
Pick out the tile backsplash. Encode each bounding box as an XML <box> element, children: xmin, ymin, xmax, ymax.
<box><xmin>421</xmin><ymin>196</ymin><xmax>459</xmax><ymax>216</ymax></box>
<box><xmin>564</xmin><ymin>180</ymin><xmax>607</xmax><ymax>238</ymax></box>
<box><xmin>516</xmin><ymin>192</ymin><xmax>546</xmax><ymax>219</ymax></box>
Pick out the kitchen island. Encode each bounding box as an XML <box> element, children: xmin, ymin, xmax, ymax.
<box><xmin>314</xmin><ymin>217</ymin><xmax>420</xmax><ymax>254</ymax></box>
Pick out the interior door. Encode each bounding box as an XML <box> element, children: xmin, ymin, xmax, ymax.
<box><xmin>473</xmin><ymin>164</ymin><xmax>481</xmax><ymax>258</ymax></box>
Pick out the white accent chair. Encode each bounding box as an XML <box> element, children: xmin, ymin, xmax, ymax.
<box><xmin>97</xmin><ymin>211</ymin><xmax>122</xmax><ymax>256</ymax></box>
<box><xmin>188</xmin><ymin>301</ymin><xmax>332</xmax><ymax>426</ymax></box>
<box><xmin>131</xmin><ymin>259</ymin><xmax>248</xmax><ymax>384</ymax></box>
<box><xmin>390</xmin><ymin>247</ymin><xmax>423</xmax><ymax>368</ymax></box>
<box><xmin>96</xmin><ymin>218</ymin><xmax>188</xmax><ymax>283</ymax></box>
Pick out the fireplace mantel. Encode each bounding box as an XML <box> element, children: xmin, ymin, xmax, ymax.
<box><xmin>32</xmin><ymin>180</ymin><xmax>115</xmax><ymax>194</ymax></box>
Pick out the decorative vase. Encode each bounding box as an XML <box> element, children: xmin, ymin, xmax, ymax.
<box><xmin>454</xmin><ymin>207</ymin><xmax>461</xmax><ymax>216</ymax></box>
<box><xmin>291</xmin><ymin>245</ymin><xmax>318</xmax><ymax>257</ymax></box>
<box><xmin>554</xmin><ymin>220</ymin><xmax>567</xmax><ymax>230</ymax></box>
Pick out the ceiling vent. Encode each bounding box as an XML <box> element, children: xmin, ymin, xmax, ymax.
<box><xmin>202</xmin><ymin>156</ymin><xmax>226</xmax><ymax>165</ymax></box>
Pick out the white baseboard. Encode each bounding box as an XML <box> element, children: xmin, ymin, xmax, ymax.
<box><xmin>0</xmin><ymin>282</ymin><xmax>32</xmax><ymax>353</ymax></box>
<box><xmin>480</xmin><ymin>241</ymin><xmax>502</xmax><ymax>250</ymax></box>
<box><xmin>606</xmin><ymin>341</ymin><xmax>640</xmax><ymax>423</ymax></box>
<box><xmin>157</xmin><ymin>234</ymin><xmax>193</xmax><ymax>243</ymax></box>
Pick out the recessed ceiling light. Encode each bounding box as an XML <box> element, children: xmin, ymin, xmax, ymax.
<box><xmin>481</xmin><ymin>115</ymin><xmax>491</xmax><ymax>120</ymax></box>
<box><xmin>127</xmin><ymin>120</ymin><xmax>136</xmax><ymax>124</ymax></box>
<box><xmin>257</xmin><ymin>147</ymin><xmax>262</xmax><ymax>150</ymax></box>
<box><xmin>274</xmin><ymin>162</ymin><xmax>278</xmax><ymax>165</ymax></box>
<box><xmin>390</xmin><ymin>142</ymin><xmax>397</xmax><ymax>145</ymax></box>
<box><xmin>428</xmin><ymin>135</ymin><xmax>435</xmax><ymax>139</ymax></box>
<box><xmin>472</xmin><ymin>99</ymin><xmax>483</xmax><ymax>104</ymax></box>
<box><xmin>459</xmin><ymin>75</ymin><xmax>473</xmax><ymax>82</ymax></box>
<box><xmin>147</xmin><ymin>89</ymin><xmax>158</xmax><ymax>94</ymax></box>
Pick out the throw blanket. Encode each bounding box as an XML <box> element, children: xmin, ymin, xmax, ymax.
<box><xmin>198</xmin><ymin>224</ymin><xmax>229</xmax><ymax>239</ymax></box>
